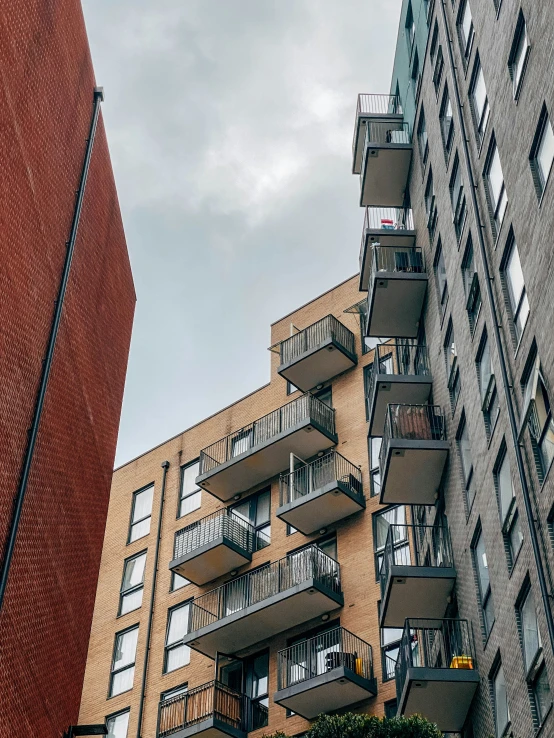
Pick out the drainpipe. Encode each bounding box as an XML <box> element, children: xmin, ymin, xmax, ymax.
<box><xmin>0</xmin><ymin>87</ymin><xmax>105</xmax><ymax>615</ymax></box>
<box><xmin>439</xmin><ymin>0</ymin><xmax>554</xmax><ymax>652</ymax></box>
<box><xmin>136</xmin><ymin>461</ymin><xmax>170</xmax><ymax>738</ymax></box>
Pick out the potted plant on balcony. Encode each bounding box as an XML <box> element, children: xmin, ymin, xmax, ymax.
<box><xmin>261</xmin><ymin>712</ymin><xmax>442</xmax><ymax>738</ymax></box>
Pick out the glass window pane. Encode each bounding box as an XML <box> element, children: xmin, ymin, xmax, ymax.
<box><xmin>166</xmin><ymin>643</ymin><xmax>190</xmax><ymax>672</ymax></box>
<box><xmin>506</xmin><ymin>244</ymin><xmax>525</xmax><ymax>311</ymax></box>
<box><xmin>535</xmin><ymin>665</ymin><xmax>551</xmax><ymax>722</ymax></box>
<box><xmin>488</xmin><ymin>148</ymin><xmax>504</xmax><ymax>208</ymax></box>
<box><xmin>179</xmin><ymin>489</ymin><xmax>201</xmax><ymax>517</ymax></box>
<box><xmin>375</xmin><ymin>507</ymin><xmax>405</xmax><ymax>551</ymax></box>
<box><xmin>114</xmin><ymin>628</ymin><xmax>138</xmax><ymax>671</ymax></box>
<box><xmin>318</xmin><ymin>537</ymin><xmax>337</xmax><ymax>561</ymax></box>
<box><xmin>509</xmin><ymin>513</ymin><xmax>523</xmax><ymax>560</ymax></box>
<box><xmin>129</xmin><ymin>517</ymin><xmax>150</xmax><ymax>543</ymax></box>
<box><xmin>107</xmin><ymin>711</ymin><xmax>130</xmax><ymax>738</ymax></box>
<box><xmin>515</xmin><ymin>292</ymin><xmax>530</xmax><ymax>339</ymax></box>
<box><xmin>172</xmin><ymin>572</ymin><xmax>190</xmax><ymax>591</ymax></box>
<box><xmin>252</xmin><ymin>652</ymin><xmax>269</xmax><ymax>697</ymax></box>
<box><xmin>462</xmin><ymin>3</ymin><xmax>472</xmax><ymax>48</ymax></box>
<box><xmin>370</xmin><ymin>437</ymin><xmax>382</xmax><ymax>468</ymax></box>
<box><xmin>494</xmin><ymin>665</ymin><xmax>510</xmax><ymax>737</ymax></box>
<box><xmin>538</xmin><ymin>117</ymin><xmax>554</xmax><ymax>185</ymax></box>
<box><xmin>133</xmin><ymin>487</ymin><xmax>153</xmax><ymax>523</ymax></box>
<box><xmin>123</xmin><ymin>554</ymin><xmax>146</xmax><ymax>592</ymax></box>
<box><xmin>120</xmin><ymin>588</ymin><xmax>143</xmax><ymax>616</ymax></box>
<box><xmin>473</xmin><ymin>67</ymin><xmax>487</xmax><ymax>120</ymax></box>
<box><xmin>111</xmin><ymin>666</ymin><xmax>134</xmax><ymax>696</ymax></box>
<box><xmin>182</xmin><ymin>462</ymin><xmax>200</xmax><ymax>497</ymax></box>
<box><xmin>167</xmin><ymin>604</ymin><xmax>190</xmax><ymax>645</ymax></box>
<box><xmin>256</xmin><ymin>491</ymin><xmax>271</xmax><ymax>525</ymax></box>
<box><xmin>479</xmin><ymin>337</ymin><xmax>492</xmax><ymax>401</ymax></box>
<box><xmin>514</xmin><ymin>23</ymin><xmax>528</xmax><ymax>88</ymax></box>
<box><xmin>475</xmin><ymin>533</ymin><xmax>490</xmax><ymax>594</ymax></box>
<box><xmin>497</xmin><ymin>453</ymin><xmax>514</xmax><ymax>521</ymax></box>
<box><xmin>458</xmin><ymin>423</ymin><xmax>473</xmax><ymax>482</ymax></box>
<box><xmin>521</xmin><ymin>590</ymin><xmax>540</xmax><ymax>671</ymax></box>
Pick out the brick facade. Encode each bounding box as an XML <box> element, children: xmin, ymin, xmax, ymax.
<box><xmin>0</xmin><ymin>1</ymin><xmax>135</xmax><ymax>736</ymax></box>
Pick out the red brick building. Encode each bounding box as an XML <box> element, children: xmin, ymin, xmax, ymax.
<box><xmin>0</xmin><ymin>2</ymin><xmax>135</xmax><ymax>736</ymax></box>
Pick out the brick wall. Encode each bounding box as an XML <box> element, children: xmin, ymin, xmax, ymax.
<box><xmin>0</xmin><ymin>1</ymin><xmax>135</xmax><ymax>736</ymax></box>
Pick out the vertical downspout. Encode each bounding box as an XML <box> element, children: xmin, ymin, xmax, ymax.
<box><xmin>439</xmin><ymin>0</ymin><xmax>554</xmax><ymax>651</ymax></box>
<box><xmin>137</xmin><ymin>460</ymin><xmax>170</xmax><ymax>738</ymax></box>
<box><xmin>0</xmin><ymin>87</ymin><xmax>105</xmax><ymax>615</ymax></box>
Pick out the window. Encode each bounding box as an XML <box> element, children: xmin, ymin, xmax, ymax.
<box><xmin>434</xmin><ymin>239</ymin><xmax>448</xmax><ymax>321</ymax></box>
<box><xmin>484</xmin><ymin>138</ymin><xmax>508</xmax><ymax>238</ymax></box>
<box><xmin>494</xmin><ymin>442</ymin><xmax>514</xmax><ymax>524</ymax></box>
<box><xmin>457</xmin><ymin>0</ymin><xmax>475</xmax><ymax>67</ymax></box>
<box><xmin>430</xmin><ymin>21</ymin><xmax>439</xmax><ymax>63</ymax></box>
<box><xmin>443</xmin><ymin>319</ymin><xmax>457</xmax><ymax>381</ymax></box>
<box><xmin>110</xmin><ymin>626</ymin><xmax>138</xmax><ymax>697</ymax></box>
<box><xmin>501</xmin><ymin>233</ymin><xmax>529</xmax><ymax>344</ymax></box>
<box><xmin>491</xmin><ymin>660</ymin><xmax>510</xmax><ymax>737</ymax></box>
<box><xmin>411</xmin><ymin>50</ymin><xmax>421</xmax><ymax>99</ymax></box>
<box><xmin>530</xmin><ymin>105</ymin><xmax>554</xmax><ymax>200</ymax></box>
<box><xmin>462</xmin><ymin>234</ymin><xmax>481</xmax><ymax>334</ymax></box>
<box><xmin>440</xmin><ymin>86</ymin><xmax>454</xmax><ymax>161</ymax></box>
<box><xmin>406</xmin><ymin>2</ymin><xmax>416</xmax><ymax>54</ymax></box>
<box><xmin>171</xmin><ymin>571</ymin><xmax>190</xmax><ymax>591</ymax></box>
<box><xmin>373</xmin><ymin>506</ymin><xmax>408</xmax><ymax>577</ymax></box>
<box><xmin>179</xmin><ymin>460</ymin><xmax>201</xmax><ymax>518</ymax></box>
<box><xmin>106</xmin><ymin>709</ymin><xmax>130</xmax><ymax>738</ymax></box>
<box><xmin>469</xmin><ymin>57</ymin><xmax>490</xmax><ymax>144</ymax></box>
<box><xmin>518</xmin><ymin>586</ymin><xmax>542</xmax><ymax>673</ymax></box>
<box><xmin>433</xmin><ymin>45</ymin><xmax>444</xmax><ymax>97</ymax></box>
<box><xmin>162</xmin><ymin>683</ymin><xmax>188</xmax><ymax>700</ymax></box>
<box><xmin>287</xmin><ymin>381</ymin><xmax>299</xmax><ymax>395</ymax></box>
<box><xmin>369</xmin><ymin>436</ymin><xmax>382</xmax><ymax>498</ymax></box>
<box><xmin>231</xmin><ymin>428</ymin><xmax>253</xmax><ymax>457</ymax></box>
<box><xmin>245</xmin><ymin>651</ymin><xmax>269</xmax><ymax>730</ymax></box>
<box><xmin>520</xmin><ymin>350</ymin><xmax>554</xmax><ymax>483</ymax></box>
<box><xmin>314</xmin><ymin>386</ymin><xmax>333</xmax><ymax>408</ymax></box>
<box><xmin>384</xmin><ymin>700</ymin><xmax>398</xmax><ymax>719</ymax></box>
<box><xmin>477</xmin><ymin>331</ymin><xmax>499</xmax><ymax>435</ymax></box>
<box><xmin>381</xmin><ymin>625</ymin><xmax>404</xmax><ymax>681</ymax></box>
<box><xmin>450</xmin><ymin>367</ymin><xmax>461</xmax><ymax>414</ymax></box>
<box><xmin>164</xmin><ymin>603</ymin><xmax>191</xmax><ymax>673</ymax></box>
<box><xmin>472</xmin><ymin>527</ymin><xmax>495</xmax><ymax>638</ymax></box>
<box><xmin>231</xmin><ymin>488</ymin><xmax>271</xmax><ymax>549</ymax></box>
<box><xmin>119</xmin><ymin>551</ymin><xmax>146</xmax><ymax>616</ymax></box>
<box><xmin>457</xmin><ymin>414</ymin><xmax>475</xmax><ymax>511</ymax></box>
<box><xmin>417</xmin><ymin>108</ymin><xmax>429</xmax><ymax>165</ymax></box>
<box><xmin>450</xmin><ymin>153</ymin><xmax>467</xmax><ymax>241</ymax></box>
<box><xmin>508</xmin><ymin>11</ymin><xmax>530</xmax><ymax>100</ymax></box>
<box><xmin>129</xmin><ymin>485</ymin><xmax>154</xmax><ymax>544</ymax></box>
<box><xmin>425</xmin><ymin>169</ymin><xmax>437</xmax><ymax>240</ymax></box>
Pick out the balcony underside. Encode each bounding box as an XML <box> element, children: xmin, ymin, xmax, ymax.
<box><xmin>380</xmin><ymin>565</ymin><xmax>457</xmax><ymax>628</ymax></box>
<box><xmin>368</xmin><ymin>376</ymin><xmax>433</xmax><ymax>436</ymax></box>
<box><xmin>197</xmin><ymin>420</ymin><xmax>338</xmax><ymax>502</ymax></box>
<box><xmin>359</xmin><ymin>230</ymin><xmax>416</xmax><ymax>291</ymax></box>
<box><xmin>274</xmin><ymin>666</ymin><xmax>377</xmax><ymax>720</ymax></box>
<box><xmin>278</xmin><ymin>337</ymin><xmax>357</xmax><ymax>393</ymax></box>
<box><xmin>367</xmin><ymin>274</ymin><xmax>428</xmax><ymax>338</ymax></box>
<box><xmin>276</xmin><ymin>480</ymin><xmax>366</xmax><ymax>536</ymax></box>
<box><xmin>360</xmin><ymin>146</ymin><xmax>413</xmax><ymax>208</ymax></box>
<box><xmin>169</xmin><ymin>538</ymin><xmax>252</xmax><ymax>586</ymax></box>
<box><xmin>184</xmin><ymin>580</ymin><xmax>344</xmax><ymax>659</ymax></box>
<box><xmin>164</xmin><ymin>717</ymin><xmax>246</xmax><ymax>738</ymax></box>
<box><xmin>352</xmin><ymin>114</ymin><xmax>404</xmax><ymax>175</ymax></box>
<box><xmin>380</xmin><ymin>439</ymin><xmax>449</xmax><ymax>505</ymax></box>
<box><xmin>398</xmin><ymin>667</ymin><xmax>480</xmax><ymax>733</ymax></box>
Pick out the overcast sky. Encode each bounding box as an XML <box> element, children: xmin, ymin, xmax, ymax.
<box><xmin>81</xmin><ymin>0</ymin><xmax>401</xmax><ymax>467</ymax></box>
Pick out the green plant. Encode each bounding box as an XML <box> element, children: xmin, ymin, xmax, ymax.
<box><xmin>261</xmin><ymin>713</ymin><xmax>442</xmax><ymax>738</ymax></box>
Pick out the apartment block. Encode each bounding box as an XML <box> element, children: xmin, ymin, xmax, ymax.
<box><xmin>0</xmin><ymin>1</ymin><xmax>135</xmax><ymax>736</ymax></box>
<box><xmin>79</xmin><ymin>1</ymin><xmax>554</xmax><ymax>738</ymax></box>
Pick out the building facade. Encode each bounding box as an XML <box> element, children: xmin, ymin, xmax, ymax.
<box><xmin>78</xmin><ymin>1</ymin><xmax>554</xmax><ymax>738</ymax></box>
<box><xmin>0</xmin><ymin>1</ymin><xmax>135</xmax><ymax>736</ymax></box>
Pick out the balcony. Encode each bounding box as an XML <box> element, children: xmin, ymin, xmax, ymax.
<box><xmin>169</xmin><ymin>510</ymin><xmax>269</xmax><ymax>586</ymax></box>
<box><xmin>365</xmin><ymin>246</ymin><xmax>427</xmax><ymax>339</ymax></box>
<box><xmin>359</xmin><ymin>208</ymin><xmax>416</xmax><ymax>292</ymax></box>
<box><xmin>157</xmin><ymin>681</ymin><xmax>256</xmax><ymax>738</ymax></box>
<box><xmin>352</xmin><ymin>95</ymin><xmax>412</xmax><ymax>207</ymax></box>
<box><xmin>276</xmin><ymin>315</ymin><xmax>357</xmax><ymax>392</ymax></box>
<box><xmin>274</xmin><ymin>627</ymin><xmax>377</xmax><ymax>719</ymax></box>
<box><xmin>276</xmin><ymin>450</ymin><xmax>365</xmax><ymax>535</ymax></box>
<box><xmin>183</xmin><ymin>546</ymin><xmax>343</xmax><ymax>658</ymax></box>
<box><xmin>379</xmin><ymin>524</ymin><xmax>456</xmax><ymax>628</ymax></box>
<box><xmin>196</xmin><ymin>393</ymin><xmax>337</xmax><ymax>502</ymax></box>
<box><xmin>395</xmin><ymin>619</ymin><xmax>479</xmax><ymax>732</ymax></box>
<box><xmin>366</xmin><ymin>343</ymin><xmax>432</xmax><ymax>436</ymax></box>
<box><xmin>379</xmin><ymin>405</ymin><xmax>449</xmax><ymax>505</ymax></box>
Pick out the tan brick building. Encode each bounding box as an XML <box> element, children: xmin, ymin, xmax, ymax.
<box><xmin>79</xmin><ymin>275</ymin><xmax>404</xmax><ymax>738</ymax></box>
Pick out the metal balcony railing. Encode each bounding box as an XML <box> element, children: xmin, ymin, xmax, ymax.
<box><xmin>353</xmin><ymin>95</ymin><xmax>403</xmax><ymax>156</ymax></box>
<box><xmin>371</xmin><ymin>245</ymin><xmax>425</xmax><ymax>276</ymax></box>
<box><xmin>157</xmin><ymin>681</ymin><xmax>254</xmax><ymax>737</ymax></box>
<box><xmin>395</xmin><ymin>618</ymin><xmax>477</xmax><ymax>697</ymax></box>
<box><xmin>360</xmin><ymin>208</ymin><xmax>415</xmax><ymax>274</ymax></box>
<box><xmin>173</xmin><ymin>510</ymin><xmax>269</xmax><ymax>562</ymax></box>
<box><xmin>379</xmin><ymin>524</ymin><xmax>454</xmax><ymax>601</ymax></box>
<box><xmin>279</xmin><ymin>315</ymin><xmax>355</xmax><ymax>366</ymax></box>
<box><xmin>188</xmin><ymin>545</ymin><xmax>341</xmax><ymax>633</ymax></box>
<box><xmin>381</xmin><ymin>404</ymin><xmax>447</xmax><ymax>470</ymax></box>
<box><xmin>199</xmin><ymin>394</ymin><xmax>336</xmax><ymax>476</ymax></box>
<box><xmin>279</xmin><ymin>450</ymin><xmax>363</xmax><ymax>506</ymax></box>
<box><xmin>365</xmin><ymin>343</ymin><xmax>430</xmax><ymax>418</ymax></box>
<box><xmin>277</xmin><ymin>626</ymin><xmax>374</xmax><ymax>690</ymax></box>
<box><xmin>364</xmin><ymin>118</ymin><xmax>410</xmax><ymax>148</ymax></box>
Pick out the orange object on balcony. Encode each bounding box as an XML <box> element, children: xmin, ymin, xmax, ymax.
<box><xmin>450</xmin><ymin>655</ymin><xmax>473</xmax><ymax>670</ymax></box>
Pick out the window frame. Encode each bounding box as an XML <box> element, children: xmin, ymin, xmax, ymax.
<box><xmin>109</xmin><ymin>625</ymin><xmax>139</xmax><ymax>698</ymax></box>
<box><xmin>178</xmin><ymin>460</ymin><xmax>201</xmax><ymax>519</ymax></box>
<box><xmin>469</xmin><ymin>55</ymin><xmax>490</xmax><ymax>146</ymax></box>
<box><xmin>457</xmin><ymin>412</ymin><xmax>475</xmax><ymax>512</ymax></box>
<box><xmin>457</xmin><ymin>0</ymin><xmax>475</xmax><ymax>69</ymax></box>
<box><xmin>119</xmin><ymin>550</ymin><xmax>147</xmax><ymax>617</ymax></box>
<box><xmin>508</xmin><ymin>10</ymin><xmax>530</xmax><ymax>101</ymax></box>
<box><xmin>164</xmin><ymin>602</ymin><xmax>192</xmax><ymax>674</ymax></box>
<box><xmin>450</xmin><ymin>153</ymin><xmax>467</xmax><ymax>242</ymax></box>
<box><xmin>433</xmin><ymin>45</ymin><xmax>444</xmax><ymax>98</ymax></box>
<box><xmin>425</xmin><ymin>168</ymin><xmax>438</xmax><ymax>241</ymax></box>
<box><xmin>170</xmin><ymin>570</ymin><xmax>190</xmax><ymax>592</ymax></box>
<box><xmin>417</xmin><ymin>107</ymin><xmax>429</xmax><ymax>167</ymax></box>
<box><xmin>230</xmin><ymin>487</ymin><xmax>271</xmax><ymax>550</ymax></box>
<box><xmin>439</xmin><ymin>84</ymin><xmax>454</xmax><ymax>162</ymax></box>
<box><xmin>530</xmin><ymin>104</ymin><xmax>554</xmax><ymax>201</ymax></box>
<box><xmin>472</xmin><ymin>525</ymin><xmax>495</xmax><ymax>640</ymax></box>
<box><xmin>128</xmin><ymin>484</ymin><xmax>154</xmax><ymax>545</ymax></box>
<box><xmin>372</xmin><ymin>505</ymin><xmax>408</xmax><ymax>580</ymax></box>
<box><xmin>490</xmin><ymin>657</ymin><xmax>510</xmax><ymax>737</ymax></box>
<box><xmin>484</xmin><ymin>137</ymin><xmax>508</xmax><ymax>240</ymax></box>
<box><xmin>106</xmin><ymin>708</ymin><xmax>130</xmax><ymax>738</ymax></box>
<box><xmin>476</xmin><ymin>329</ymin><xmax>499</xmax><ymax>436</ymax></box>
<box><xmin>461</xmin><ymin>233</ymin><xmax>481</xmax><ymax>335</ymax></box>
<box><xmin>433</xmin><ymin>238</ymin><xmax>449</xmax><ymax>323</ymax></box>
<box><xmin>380</xmin><ymin>623</ymin><xmax>405</xmax><ymax>682</ymax></box>
<box><xmin>500</xmin><ymin>230</ymin><xmax>529</xmax><ymax>347</ymax></box>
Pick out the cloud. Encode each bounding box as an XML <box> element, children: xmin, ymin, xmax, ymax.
<box><xmin>81</xmin><ymin>0</ymin><xmax>402</xmax><ymax>465</ymax></box>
